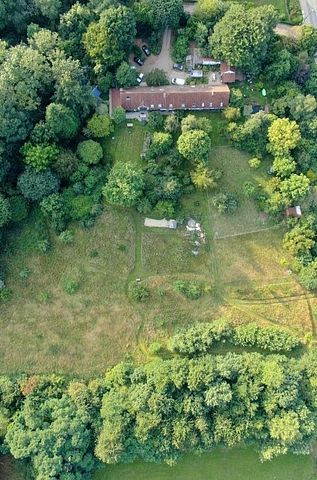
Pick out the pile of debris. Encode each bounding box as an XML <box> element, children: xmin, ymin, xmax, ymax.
<box><xmin>185</xmin><ymin>218</ymin><xmax>206</xmax><ymax>255</ymax></box>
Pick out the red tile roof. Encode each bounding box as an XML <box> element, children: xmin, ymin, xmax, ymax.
<box><xmin>110</xmin><ymin>84</ymin><xmax>230</xmax><ymax>112</ymax></box>
<box><xmin>220</xmin><ymin>63</ymin><xmax>245</xmax><ymax>83</ymax></box>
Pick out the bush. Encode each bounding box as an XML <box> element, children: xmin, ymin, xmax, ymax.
<box><xmin>172</xmin><ymin>32</ymin><xmax>190</xmax><ymax>63</ymax></box>
<box><xmin>41</xmin><ymin>193</ymin><xmax>67</xmax><ymax>233</ymax></box>
<box><xmin>0</xmin><ymin>287</ymin><xmax>11</xmax><ymax>303</ymax></box>
<box><xmin>77</xmin><ymin>140</ymin><xmax>103</xmax><ymax>165</ymax></box>
<box><xmin>58</xmin><ymin>230</ymin><xmax>74</xmax><ymax>244</ymax></box>
<box><xmin>19</xmin><ymin>267</ymin><xmax>31</xmax><ymax>280</ymax></box>
<box><xmin>63</xmin><ymin>279</ymin><xmax>80</xmax><ymax>294</ymax></box>
<box><xmin>66</xmin><ymin>194</ymin><xmax>94</xmax><ymax>221</ymax></box>
<box><xmin>145</xmin><ymin>69</ymin><xmax>169</xmax><ymax>87</ymax></box>
<box><xmin>128</xmin><ymin>280</ymin><xmax>150</xmax><ymax>302</ymax></box>
<box><xmin>147</xmin><ymin>112</ymin><xmax>165</xmax><ymax>132</ymax></box>
<box><xmin>112</xmin><ymin>107</ymin><xmax>126</xmax><ymax>125</ymax></box>
<box><xmin>243</xmin><ymin>181</ymin><xmax>256</xmax><ymax>198</ymax></box>
<box><xmin>169</xmin><ymin>320</ymin><xmax>301</xmax><ymax>354</ymax></box>
<box><xmin>37</xmin><ymin>239</ymin><xmax>51</xmax><ymax>253</ymax></box>
<box><xmin>249</xmin><ymin>157</ymin><xmax>261</xmax><ymax>169</ymax></box>
<box><xmin>223</xmin><ymin>106</ymin><xmax>240</xmax><ymax>121</ymax></box>
<box><xmin>211</xmin><ymin>193</ymin><xmax>239</xmax><ymax>214</ymax></box>
<box><xmin>0</xmin><ymin>194</ymin><xmax>11</xmax><ymax>227</ymax></box>
<box><xmin>9</xmin><ymin>196</ymin><xmax>28</xmax><ymax>223</ymax></box>
<box><xmin>169</xmin><ymin>319</ymin><xmax>232</xmax><ymax>354</ymax></box>
<box><xmin>173</xmin><ymin>280</ymin><xmax>203</xmax><ymax>300</ymax></box>
<box><xmin>233</xmin><ymin>323</ymin><xmax>301</xmax><ymax>351</ymax></box>
<box><xmin>153</xmin><ymin>200</ymin><xmax>175</xmax><ymax>218</ymax></box>
<box><xmin>148</xmin><ymin>342</ymin><xmax>163</xmax><ymax>355</ymax></box>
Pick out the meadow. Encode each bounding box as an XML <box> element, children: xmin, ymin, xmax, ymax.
<box><xmin>93</xmin><ymin>447</ymin><xmax>315</xmax><ymax>480</ymax></box>
<box><xmin>0</xmin><ymin>121</ymin><xmax>315</xmax><ymax>376</ymax></box>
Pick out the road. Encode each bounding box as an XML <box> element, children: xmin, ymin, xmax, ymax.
<box><xmin>300</xmin><ymin>0</ymin><xmax>317</xmax><ymax>26</ymax></box>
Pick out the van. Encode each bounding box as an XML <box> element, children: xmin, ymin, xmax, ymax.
<box><xmin>171</xmin><ymin>78</ymin><xmax>185</xmax><ymax>86</ymax></box>
<box><xmin>137</xmin><ymin>73</ymin><xmax>144</xmax><ymax>84</ymax></box>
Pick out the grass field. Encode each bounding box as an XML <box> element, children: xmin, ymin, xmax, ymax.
<box><xmin>93</xmin><ymin>448</ymin><xmax>315</xmax><ymax>480</ymax></box>
<box><xmin>0</xmin><ymin>122</ymin><xmax>316</xmax><ymax>376</ymax></box>
<box><xmin>102</xmin><ymin>122</ymin><xmax>147</xmax><ymax>166</ymax></box>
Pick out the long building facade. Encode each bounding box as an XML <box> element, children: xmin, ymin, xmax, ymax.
<box><xmin>110</xmin><ymin>84</ymin><xmax>230</xmax><ymax>114</ymax></box>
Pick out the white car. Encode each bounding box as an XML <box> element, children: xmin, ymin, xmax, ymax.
<box><xmin>137</xmin><ymin>73</ymin><xmax>144</xmax><ymax>83</ymax></box>
<box><xmin>171</xmin><ymin>77</ymin><xmax>185</xmax><ymax>86</ymax></box>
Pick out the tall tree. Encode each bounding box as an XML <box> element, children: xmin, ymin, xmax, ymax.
<box><xmin>209</xmin><ymin>4</ymin><xmax>278</xmax><ymax>74</ymax></box>
<box><xmin>84</xmin><ymin>6</ymin><xmax>136</xmax><ymax>69</ymax></box>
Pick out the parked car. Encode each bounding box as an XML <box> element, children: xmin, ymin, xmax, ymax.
<box><xmin>173</xmin><ymin>63</ymin><xmax>184</xmax><ymax>71</ymax></box>
<box><xmin>134</xmin><ymin>56</ymin><xmax>144</xmax><ymax>66</ymax></box>
<box><xmin>142</xmin><ymin>45</ymin><xmax>150</xmax><ymax>56</ymax></box>
<box><xmin>171</xmin><ymin>77</ymin><xmax>185</xmax><ymax>86</ymax></box>
<box><xmin>137</xmin><ymin>73</ymin><xmax>144</xmax><ymax>84</ymax></box>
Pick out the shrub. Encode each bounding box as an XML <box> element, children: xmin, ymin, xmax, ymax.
<box><xmin>58</xmin><ymin>230</ymin><xmax>74</xmax><ymax>244</ymax></box>
<box><xmin>148</xmin><ymin>342</ymin><xmax>163</xmax><ymax>355</ymax></box>
<box><xmin>172</xmin><ymin>32</ymin><xmax>190</xmax><ymax>63</ymax></box>
<box><xmin>9</xmin><ymin>196</ymin><xmax>28</xmax><ymax>223</ymax></box>
<box><xmin>77</xmin><ymin>140</ymin><xmax>103</xmax><ymax>165</ymax></box>
<box><xmin>211</xmin><ymin>193</ymin><xmax>239</xmax><ymax>214</ymax></box>
<box><xmin>223</xmin><ymin>106</ymin><xmax>240</xmax><ymax>121</ymax></box>
<box><xmin>243</xmin><ymin>181</ymin><xmax>256</xmax><ymax>198</ymax></box>
<box><xmin>147</xmin><ymin>112</ymin><xmax>165</xmax><ymax>132</ymax></box>
<box><xmin>67</xmin><ymin>194</ymin><xmax>94</xmax><ymax>221</ymax></box>
<box><xmin>145</xmin><ymin>69</ymin><xmax>169</xmax><ymax>87</ymax></box>
<box><xmin>173</xmin><ymin>280</ymin><xmax>203</xmax><ymax>300</ymax></box>
<box><xmin>40</xmin><ymin>193</ymin><xmax>67</xmax><ymax>233</ymax></box>
<box><xmin>63</xmin><ymin>279</ymin><xmax>80</xmax><ymax>294</ymax></box>
<box><xmin>0</xmin><ymin>194</ymin><xmax>11</xmax><ymax>227</ymax></box>
<box><xmin>169</xmin><ymin>319</ymin><xmax>232</xmax><ymax>354</ymax></box>
<box><xmin>249</xmin><ymin>157</ymin><xmax>261</xmax><ymax>169</ymax></box>
<box><xmin>128</xmin><ymin>280</ymin><xmax>150</xmax><ymax>302</ymax></box>
<box><xmin>0</xmin><ymin>287</ymin><xmax>11</xmax><ymax>303</ymax></box>
<box><xmin>233</xmin><ymin>323</ymin><xmax>301</xmax><ymax>351</ymax></box>
<box><xmin>136</xmin><ymin>197</ymin><xmax>152</xmax><ymax>214</ymax></box>
<box><xmin>112</xmin><ymin>107</ymin><xmax>126</xmax><ymax>125</ymax></box>
<box><xmin>37</xmin><ymin>239</ymin><xmax>51</xmax><ymax>253</ymax></box>
<box><xmin>38</xmin><ymin>290</ymin><xmax>52</xmax><ymax>303</ymax></box>
<box><xmin>87</xmin><ymin>114</ymin><xmax>114</xmax><ymax>138</ymax></box>
<box><xmin>153</xmin><ymin>200</ymin><xmax>175</xmax><ymax>218</ymax></box>
<box><xmin>169</xmin><ymin>320</ymin><xmax>301</xmax><ymax>354</ymax></box>
<box><xmin>19</xmin><ymin>267</ymin><xmax>31</xmax><ymax>280</ymax></box>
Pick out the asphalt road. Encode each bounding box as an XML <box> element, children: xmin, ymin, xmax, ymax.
<box><xmin>300</xmin><ymin>0</ymin><xmax>317</xmax><ymax>26</ymax></box>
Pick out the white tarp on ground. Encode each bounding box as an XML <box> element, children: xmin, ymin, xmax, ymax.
<box><xmin>144</xmin><ymin>218</ymin><xmax>177</xmax><ymax>229</ymax></box>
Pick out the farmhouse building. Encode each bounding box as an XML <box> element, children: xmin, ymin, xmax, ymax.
<box><xmin>110</xmin><ymin>84</ymin><xmax>230</xmax><ymax>113</ymax></box>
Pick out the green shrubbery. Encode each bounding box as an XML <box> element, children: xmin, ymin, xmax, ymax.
<box><xmin>128</xmin><ymin>280</ymin><xmax>150</xmax><ymax>302</ymax></box>
<box><xmin>173</xmin><ymin>280</ymin><xmax>203</xmax><ymax>300</ymax></box>
<box><xmin>169</xmin><ymin>319</ymin><xmax>301</xmax><ymax>354</ymax></box>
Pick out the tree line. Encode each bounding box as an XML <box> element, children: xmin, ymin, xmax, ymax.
<box><xmin>0</xmin><ymin>320</ymin><xmax>316</xmax><ymax>479</ymax></box>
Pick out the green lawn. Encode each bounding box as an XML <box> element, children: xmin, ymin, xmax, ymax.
<box><xmin>207</xmin><ymin>146</ymin><xmax>274</xmax><ymax>237</ymax></box>
<box><xmin>102</xmin><ymin>122</ymin><xmax>147</xmax><ymax>166</ymax></box>
<box><xmin>93</xmin><ymin>448</ymin><xmax>315</xmax><ymax>480</ymax></box>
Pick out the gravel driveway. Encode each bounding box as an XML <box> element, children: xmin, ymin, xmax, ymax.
<box><xmin>131</xmin><ymin>28</ymin><xmax>188</xmax><ymax>82</ymax></box>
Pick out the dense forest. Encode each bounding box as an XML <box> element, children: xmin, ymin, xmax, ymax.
<box><xmin>0</xmin><ymin>320</ymin><xmax>316</xmax><ymax>479</ymax></box>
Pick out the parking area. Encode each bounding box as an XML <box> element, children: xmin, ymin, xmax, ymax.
<box><xmin>129</xmin><ymin>29</ymin><xmax>226</xmax><ymax>87</ymax></box>
<box><xmin>130</xmin><ymin>28</ymin><xmax>188</xmax><ymax>83</ymax></box>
